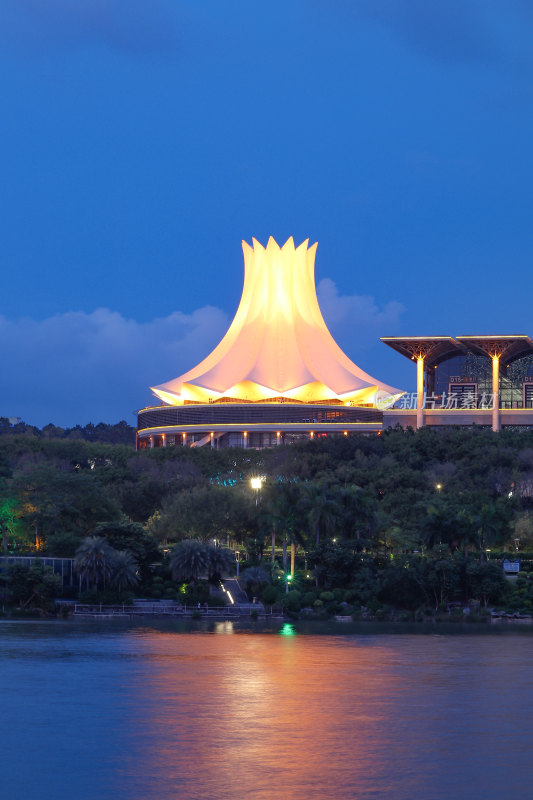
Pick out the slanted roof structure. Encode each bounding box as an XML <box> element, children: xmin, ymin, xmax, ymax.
<box><xmin>151</xmin><ymin>237</ymin><xmax>403</xmax><ymax>408</ymax></box>
<box><xmin>455</xmin><ymin>335</ymin><xmax>533</xmax><ymax>364</ymax></box>
<box><xmin>381</xmin><ymin>336</ymin><xmax>465</xmax><ymax>366</ymax></box>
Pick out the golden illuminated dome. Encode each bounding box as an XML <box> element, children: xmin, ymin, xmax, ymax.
<box><xmin>151</xmin><ymin>237</ymin><xmax>402</xmax><ymax>407</ymax></box>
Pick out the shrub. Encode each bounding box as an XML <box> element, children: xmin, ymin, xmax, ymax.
<box><xmin>302</xmin><ymin>591</ymin><xmax>317</xmax><ymax>607</ymax></box>
<box><xmin>262</xmin><ymin>585</ymin><xmax>279</xmax><ymax>605</ymax></box>
<box><xmin>284</xmin><ymin>590</ymin><xmax>301</xmax><ymax>612</ymax></box>
<box><xmin>319</xmin><ymin>591</ymin><xmax>334</xmax><ymax>602</ymax></box>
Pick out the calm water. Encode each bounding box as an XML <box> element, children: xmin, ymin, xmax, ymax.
<box><xmin>1</xmin><ymin>620</ymin><xmax>532</xmax><ymax>800</ymax></box>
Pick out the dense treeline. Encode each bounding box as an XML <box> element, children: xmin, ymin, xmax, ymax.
<box><xmin>0</xmin><ymin>417</ymin><xmax>135</xmax><ymax>446</ymax></box>
<box><xmin>2</xmin><ymin>426</ymin><xmax>533</xmax><ymax>617</ymax></box>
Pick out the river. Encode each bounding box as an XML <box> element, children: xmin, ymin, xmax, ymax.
<box><xmin>0</xmin><ymin>620</ymin><xmax>531</xmax><ymax>800</ymax></box>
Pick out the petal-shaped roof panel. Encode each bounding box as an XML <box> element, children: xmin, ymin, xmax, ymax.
<box><xmin>151</xmin><ymin>238</ymin><xmax>403</xmax><ymax>407</ymax></box>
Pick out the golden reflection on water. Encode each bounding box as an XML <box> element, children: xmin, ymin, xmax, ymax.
<box><xmin>2</xmin><ymin>624</ymin><xmax>532</xmax><ymax>800</ymax></box>
<box><xmin>116</xmin><ymin>630</ymin><xmax>416</xmax><ymax>800</ymax></box>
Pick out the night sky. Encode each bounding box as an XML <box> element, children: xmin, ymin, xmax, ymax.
<box><xmin>1</xmin><ymin>1</ymin><xmax>532</xmax><ymax>427</ymax></box>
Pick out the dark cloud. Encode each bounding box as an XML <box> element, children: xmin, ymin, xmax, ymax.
<box><xmin>0</xmin><ymin>305</ymin><xmax>229</xmax><ymax>427</ymax></box>
<box><xmin>0</xmin><ymin>281</ymin><xmax>404</xmax><ymax>427</ymax></box>
<box><xmin>327</xmin><ymin>0</ymin><xmax>532</xmax><ymax>65</ymax></box>
<box><xmin>0</xmin><ymin>0</ymin><xmax>182</xmax><ymax>55</ymax></box>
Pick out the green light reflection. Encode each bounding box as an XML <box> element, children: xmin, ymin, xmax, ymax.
<box><xmin>280</xmin><ymin>623</ymin><xmax>296</xmax><ymax>637</ymax></box>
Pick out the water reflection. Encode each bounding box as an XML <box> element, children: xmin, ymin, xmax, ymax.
<box><xmin>279</xmin><ymin>622</ymin><xmax>296</xmax><ymax>636</ymax></box>
<box><xmin>214</xmin><ymin>621</ymin><xmax>234</xmax><ymax>635</ymax></box>
<box><xmin>1</xmin><ymin>625</ymin><xmax>533</xmax><ymax>800</ymax></box>
<box><xmin>120</xmin><ymin>634</ymin><xmax>429</xmax><ymax>799</ymax></box>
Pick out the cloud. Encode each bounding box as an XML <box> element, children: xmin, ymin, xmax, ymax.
<box><xmin>0</xmin><ymin>306</ymin><xmax>230</xmax><ymax>428</ymax></box>
<box><xmin>328</xmin><ymin>0</ymin><xmax>533</xmax><ymax>65</ymax></box>
<box><xmin>0</xmin><ymin>0</ymin><xmax>182</xmax><ymax>55</ymax></box>
<box><xmin>0</xmin><ymin>279</ymin><xmax>403</xmax><ymax>428</ymax></box>
<box><xmin>317</xmin><ymin>278</ymin><xmax>404</xmax><ymax>351</ymax></box>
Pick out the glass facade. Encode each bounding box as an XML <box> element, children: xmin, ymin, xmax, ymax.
<box><xmin>429</xmin><ymin>353</ymin><xmax>533</xmax><ymax>408</ymax></box>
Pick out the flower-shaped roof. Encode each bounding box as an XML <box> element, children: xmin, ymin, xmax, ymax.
<box><xmin>151</xmin><ymin>237</ymin><xmax>402</xmax><ymax>407</ymax></box>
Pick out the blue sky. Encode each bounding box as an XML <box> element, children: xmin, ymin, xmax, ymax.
<box><xmin>1</xmin><ymin>0</ymin><xmax>532</xmax><ymax>427</ymax></box>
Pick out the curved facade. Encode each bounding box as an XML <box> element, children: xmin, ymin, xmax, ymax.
<box><xmin>137</xmin><ymin>402</ymin><xmax>382</xmax><ymax>449</ymax></box>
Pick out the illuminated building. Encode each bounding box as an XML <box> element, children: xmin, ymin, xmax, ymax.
<box><xmin>382</xmin><ymin>335</ymin><xmax>533</xmax><ymax>432</ymax></box>
<box><xmin>137</xmin><ymin>237</ymin><xmax>402</xmax><ymax>449</ymax></box>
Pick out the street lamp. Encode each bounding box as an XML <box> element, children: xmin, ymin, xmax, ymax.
<box><xmin>436</xmin><ymin>483</ymin><xmax>442</xmax><ymax>492</ymax></box>
<box><xmin>285</xmin><ymin>573</ymin><xmax>292</xmax><ymax>594</ymax></box>
<box><xmin>250</xmin><ymin>476</ymin><xmax>263</xmax><ymax>506</ymax></box>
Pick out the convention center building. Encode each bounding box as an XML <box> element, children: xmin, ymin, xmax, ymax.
<box><xmin>137</xmin><ymin>239</ymin><xmax>533</xmax><ymax>449</ymax></box>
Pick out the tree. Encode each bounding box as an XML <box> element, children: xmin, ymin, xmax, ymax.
<box><xmin>74</xmin><ymin>536</ymin><xmax>116</xmax><ymax>591</ymax></box>
<box><xmin>0</xmin><ymin>495</ymin><xmax>19</xmax><ymax>554</ymax></box>
<box><xmin>6</xmin><ymin>562</ymin><xmax>62</xmax><ymax>611</ymax></box>
<box><xmin>302</xmin><ymin>480</ymin><xmax>339</xmax><ymax>547</ymax></box>
<box><xmin>421</xmin><ymin>551</ymin><xmax>459</xmax><ymax>610</ymax></box>
<box><xmin>307</xmin><ymin>541</ymin><xmax>360</xmax><ymax>589</ymax></box>
<box><xmin>169</xmin><ymin>540</ymin><xmax>209</xmax><ymax>583</ymax></box>
<box><xmin>14</xmin><ymin>466</ymin><xmax>121</xmax><ymax>554</ymax></box>
<box><xmin>240</xmin><ymin>566</ymin><xmax>269</xmax><ymax>595</ymax></box>
<box><xmin>206</xmin><ymin>545</ymin><xmax>234</xmax><ymax>583</ymax></box>
<box><xmin>93</xmin><ymin>520</ymin><xmax>160</xmax><ymax>578</ymax></box>
<box><xmin>266</xmin><ymin>482</ymin><xmax>306</xmax><ymax>576</ymax></box>
<box><xmin>110</xmin><ymin>551</ymin><xmax>139</xmax><ymax>593</ymax></box>
<box><xmin>464</xmin><ymin>560</ymin><xmax>506</xmax><ymax>607</ymax></box>
<box><xmin>421</xmin><ymin>501</ymin><xmax>477</xmax><ymax>553</ymax></box>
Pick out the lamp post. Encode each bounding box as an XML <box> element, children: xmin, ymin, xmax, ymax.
<box><xmin>285</xmin><ymin>573</ymin><xmax>292</xmax><ymax>594</ymax></box>
<box><xmin>250</xmin><ymin>476</ymin><xmax>263</xmax><ymax>506</ymax></box>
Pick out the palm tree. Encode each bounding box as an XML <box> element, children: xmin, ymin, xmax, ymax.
<box><xmin>74</xmin><ymin>536</ymin><xmax>116</xmax><ymax>591</ymax></box>
<box><xmin>266</xmin><ymin>482</ymin><xmax>305</xmax><ymax>576</ymax></box>
<box><xmin>263</xmin><ymin>486</ymin><xmax>285</xmax><ymax>565</ymax></box>
<box><xmin>337</xmin><ymin>484</ymin><xmax>374</xmax><ymax>541</ymax></box>
<box><xmin>110</xmin><ymin>550</ymin><xmax>139</xmax><ymax>593</ymax></box>
<box><xmin>239</xmin><ymin>566</ymin><xmax>269</xmax><ymax>593</ymax></box>
<box><xmin>207</xmin><ymin>545</ymin><xmax>234</xmax><ymax>583</ymax></box>
<box><xmin>169</xmin><ymin>540</ymin><xmax>209</xmax><ymax>583</ymax></box>
<box><xmin>476</xmin><ymin>503</ymin><xmax>502</xmax><ymax>562</ymax></box>
<box><xmin>303</xmin><ymin>481</ymin><xmax>339</xmax><ymax>546</ymax></box>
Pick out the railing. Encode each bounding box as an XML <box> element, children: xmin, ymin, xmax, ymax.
<box><xmin>73</xmin><ymin>603</ymin><xmax>267</xmax><ymax>617</ymax></box>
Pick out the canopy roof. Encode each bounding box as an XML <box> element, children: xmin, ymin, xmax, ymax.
<box><xmin>151</xmin><ymin>237</ymin><xmax>403</xmax><ymax>408</ymax></box>
<box><xmin>381</xmin><ymin>336</ymin><xmax>466</xmax><ymax>366</ymax></box>
<box><xmin>455</xmin><ymin>335</ymin><xmax>533</xmax><ymax>364</ymax></box>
